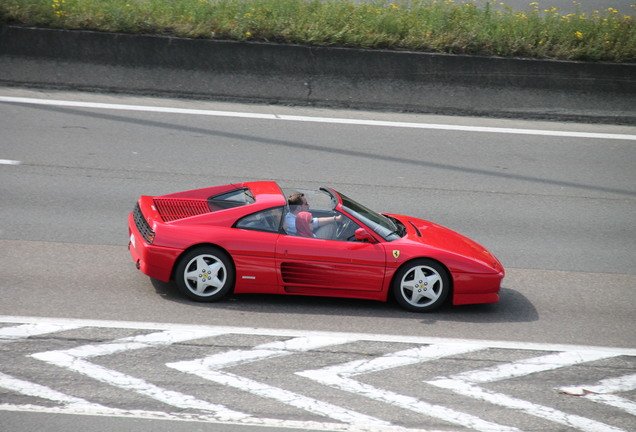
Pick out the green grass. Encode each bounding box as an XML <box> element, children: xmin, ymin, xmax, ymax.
<box><xmin>1</xmin><ymin>0</ymin><xmax>634</xmax><ymax>62</ymax></box>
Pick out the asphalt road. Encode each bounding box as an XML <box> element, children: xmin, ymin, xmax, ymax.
<box><xmin>0</xmin><ymin>88</ymin><xmax>635</xmax><ymax>431</ymax></box>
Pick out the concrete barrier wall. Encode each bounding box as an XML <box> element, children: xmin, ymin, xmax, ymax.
<box><xmin>1</xmin><ymin>25</ymin><xmax>634</xmax><ymax>123</ymax></box>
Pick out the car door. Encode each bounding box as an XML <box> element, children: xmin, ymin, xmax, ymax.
<box><xmin>230</xmin><ymin>207</ymin><xmax>284</xmax><ymax>294</ymax></box>
<box><xmin>275</xmin><ymin>222</ymin><xmax>386</xmax><ymax>295</ymax></box>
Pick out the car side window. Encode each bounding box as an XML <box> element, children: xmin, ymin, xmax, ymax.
<box><xmin>235</xmin><ymin>207</ymin><xmax>284</xmax><ymax>233</ymax></box>
<box><xmin>286</xmin><ymin>211</ymin><xmax>363</xmax><ymax>242</ymax></box>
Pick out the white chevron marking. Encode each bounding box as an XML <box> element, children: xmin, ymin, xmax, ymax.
<box><xmin>0</xmin><ymin>322</ymin><xmax>107</xmax><ymax>411</ymax></box>
<box><xmin>30</xmin><ymin>329</ymin><xmax>251</xmax><ymax>421</ymax></box>
<box><xmin>445</xmin><ymin>350</ymin><xmax>618</xmax><ymax>384</ymax></box>
<box><xmin>427</xmin><ymin>350</ymin><xmax>625</xmax><ymax>432</ymax></box>
<box><xmin>298</xmin><ymin>344</ymin><xmax>523</xmax><ymax>432</ymax></box>
<box><xmin>560</xmin><ymin>372</ymin><xmax>636</xmax><ymax>395</ymax></box>
<box><xmin>560</xmin><ymin>372</ymin><xmax>636</xmax><ymax>416</ymax></box>
<box><xmin>3</xmin><ymin>317</ymin><xmax>634</xmax><ymax>431</ymax></box>
<box><xmin>169</xmin><ymin>336</ymin><xmax>390</xmax><ymax>426</ymax></box>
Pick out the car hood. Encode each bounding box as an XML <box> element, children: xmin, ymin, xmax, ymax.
<box><xmin>392</xmin><ymin>215</ymin><xmax>504</xmax><ymax>274</ymax></box>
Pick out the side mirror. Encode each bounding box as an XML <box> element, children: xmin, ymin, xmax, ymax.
<box><xmin>354</xmin><ymin>228</ymin><xmax>377</xmax><ymax>243</ymax></box>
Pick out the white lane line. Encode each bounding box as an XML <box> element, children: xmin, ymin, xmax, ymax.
<box><xmin>0</xmin><ymin>404</ymin><xmax>442</xmax><ymax>432</ymax></box>
<box><xmin>169</xmin><ymin>336</ymin><xmax>390</xmax><ymax>426</ymax></box>
<box><xmin>298</xmin><ymin>344</ymin><xmax>523</xmax><ymax>432</ymax></box>
<box><xmin>30</xmin><ymin>329</ymin><xmax>251</xmax><ymax>422</ymax></box>
<box><xmin>427</xmin><ymin>350</ymin><xmax>625</xmax><ymax>432</ymax></box>
<box><xmin>1</xmin><ymin>96</ymin><xmax>635</xmax><ymax>141</ymax></box>
<box><xmin>0</xmin><ymin>159</ymin><xmax>21</xmax><ymax>165</ymax></box>
<box><xmin>560</xmin><ymin>373</ymin><xmax>636</xmax><ymax>416</ymax></box>
<box><xmin>3</xmin><ymin>315</ymin><xmax>635</xmax><ymax>356</ymax></box>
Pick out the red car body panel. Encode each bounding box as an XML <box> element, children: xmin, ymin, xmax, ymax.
<box><xmin>128</xmin><ymin>181</ymin><xmax>504</xmax><ymax>308</ymax></box>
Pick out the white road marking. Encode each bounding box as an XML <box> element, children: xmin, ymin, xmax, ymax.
<box><xmin>0</xmin><ymin>159</ymin><xmax>21</xmax><ymax>165</ymax></box>
<box><xmin>560</xmin><ymin>372</ymin><xmax>636</xmax><ymax>395</ymax></box>
<box><xmin>431</xmin><ymin>379</ymin><xmax>626</xmax><ymax>432</ymax></box>
<box><xmin>168</xmin><ymin>336</ymin><xmax>390</xmax><ymax>426</ymax></box>
<box><xmin>0</xmin><ymin>322</ymin><xmax>83</xmax><ymax>341</ymax></box>
<box><xmin>560</xmin><ymin>373</ymin><xmax>636</xmax><ymax>416</ymax></box>
<box><xmin>30</xmin><ymin>329</ymin><xmax>252</xmax><ymax>422</ymax></box>
<box><xmin>427</xmin><ymin>350</ymin><xmax>626</xmax><ymax>432</ymax></box>
<box><xmin>0</xmin><ymin>404</ymin><xmax>441</xmax><ymax>432</ymax></box>
<box><xmin>0</xmin><ymin>372</ymin><xmax>104</xmax><ymax>410</ymax></box>
<box><xmin>1</xmin><ymin>316</ymin><xmax>634</xmax><ymax>431</ymax></box>
<box><xmin>1</xmin><ymin>96</ymin><xmax>635</xmax><ymax>141</ymax></box>
<box><xmin>580</xmin><ymin>393</ymin><xmax>636</xmax><ymax>417</ymax></box>
<box><xmin>0</xmin><ymin>322</ymin><xmax>108</xmax><ymax>411</ymax></box>
<box><xmin>172</xmin><ymin>335</ymin><xmax>354</xmax><ymax>369</ymax></box>
<box><xmin>443</xmin><ymin>350</ymin><xmax>619</xmax><ymax>384</ymax></box>
<box><xmin>298</xmin><ymin>344</ymin><xmax>523</xmax><ymax>432</ymax></box>
<box><xmin>3</xmin><ymin>315</ymin><xmax>635</xmax><ymax>355</ymax></box>
<box><xmin>10</xmin><ymin>321</ymin><xmax>440</xmax><ymax>431</ymax></box>
<box><xmin>44</xmin><ymin>327</ymin><xmax>227</xmax><ymax>358</ymax></box>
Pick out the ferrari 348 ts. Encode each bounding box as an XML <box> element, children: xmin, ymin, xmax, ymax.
<box><xmin>128</xmin><ymin>181</ymin><xmax>504</xmax><ymax>312</ymax></box>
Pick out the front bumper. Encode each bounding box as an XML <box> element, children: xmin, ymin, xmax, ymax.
<box><xmin>451</xmin><ymin>271</ymin><xmax>505</xmax><ymax>306</ymax></box>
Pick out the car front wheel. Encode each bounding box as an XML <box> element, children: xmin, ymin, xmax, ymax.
<box><xmin>392</xmin><ymin>259</ymin><xmax>450</xmax><ymax>312</ymax></box>
<box><xmin>174</xmin><ymin>247</ymin><xmax>234</xmax><ymax>302</ymax></box>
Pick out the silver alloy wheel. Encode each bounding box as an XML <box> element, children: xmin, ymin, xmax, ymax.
<box><xmin>183</xmin><ymin>253</ymin><xmax>227</xmax><ymax>297</ymax></box>
<box><xmin>399</xmin><ymin>264</ymin><xmax>443</xmax><ymax>308</ymax></box>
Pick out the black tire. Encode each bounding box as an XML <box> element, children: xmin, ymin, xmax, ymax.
<box><xmin>392</xmin><ymin>259</ymin><xmax>450</xmax><ymax>312</ymax></box>
<box><xmin>174</xmin><ymin>247</ymin><xmax>235</xmax><ymax>302</ymax></box>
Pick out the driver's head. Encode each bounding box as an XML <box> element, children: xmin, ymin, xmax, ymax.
<box><xmin>288</xmin><ymin>193</ymin><xmax>309</xmax><ymax>213</ymax></box>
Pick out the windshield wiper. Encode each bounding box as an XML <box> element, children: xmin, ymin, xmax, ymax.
<box><xmin>386</xmin><ymin>217</ymin><xmax>406</xmax><ymax>238</ymax></box>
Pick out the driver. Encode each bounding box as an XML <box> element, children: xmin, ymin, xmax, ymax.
<box><xmin>286</xmin><ymin>192</ymin><xmax>341</xmax><ymax>239</ymax></box>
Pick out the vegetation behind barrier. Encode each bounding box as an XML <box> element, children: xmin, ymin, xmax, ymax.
<box><xmin>1</xmin><ymin>0</ymin><xmax>634</xmax><ymax>62</ymax></box>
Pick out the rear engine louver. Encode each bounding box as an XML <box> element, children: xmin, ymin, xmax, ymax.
<box><xmin>153</xmin><ymin>198</ymin><xmax>211</xmax><ymax>222</ymax></box>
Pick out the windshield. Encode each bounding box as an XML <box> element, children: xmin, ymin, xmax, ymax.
<box><xmin>337</xmin><ymin>191</ymin><xmax>403</xmax><ymax>241</ymax></box>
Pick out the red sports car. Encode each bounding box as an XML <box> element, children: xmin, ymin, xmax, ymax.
<box><xmin>128</xmin><ymin>181</ymin><xmax>504</xmax><ymax>312</ymax></box>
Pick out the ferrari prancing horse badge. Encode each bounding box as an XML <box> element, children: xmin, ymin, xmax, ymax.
<box><xmin>392</xmin><ymin>250</ymin><xmax>400</xmax><ymax>259</ymax></box>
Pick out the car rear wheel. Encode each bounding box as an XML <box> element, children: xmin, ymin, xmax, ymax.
<box><xmin>174</xmin><ymin>247</ymin><xmax>234</xmax><ymax>302</ymax></box>
<box><xmin>392</xmin><ymin>259</ymin><xmax>450</xmax><ymax>312</ymax></box>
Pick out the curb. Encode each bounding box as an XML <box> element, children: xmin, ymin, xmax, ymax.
<box><xmin>1</xmin><ymin>25</ymin><xmax>635</xmax><ymax>124</ymax></box>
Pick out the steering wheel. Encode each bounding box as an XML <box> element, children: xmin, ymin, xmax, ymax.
<box><xmin>335</xmin><ymin>217</ymin><xmax>351</xmax><ymax>239</ymax></box>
